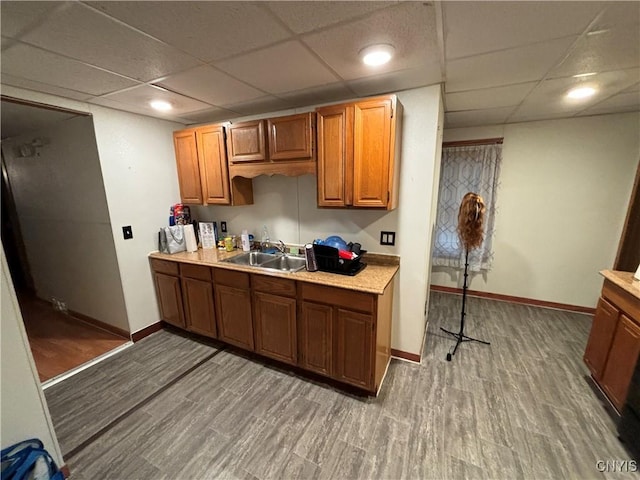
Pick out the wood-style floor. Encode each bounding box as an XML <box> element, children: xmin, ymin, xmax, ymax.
<box><xmin>19</xmin><ymin>294</ymin><xmax>129</xmax><ymax>382</ymax></box>
<box><xmin>50</xmin><ymin>292</ymin><xmax>636</xmax><ymax>480</ymax></box>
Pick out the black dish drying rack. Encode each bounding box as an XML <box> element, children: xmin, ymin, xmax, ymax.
<box><xmin>312</xmin><ymin>244</ymin><xmax>367</xmax><ymax>276</ymax></box>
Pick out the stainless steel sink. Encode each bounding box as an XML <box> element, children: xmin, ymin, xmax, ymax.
<box><xmin>222</xmin><ymin>252</ymin><xmax>306</xmax><ymax>272</ymax></box>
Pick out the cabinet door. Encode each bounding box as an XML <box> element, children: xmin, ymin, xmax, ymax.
<box><xmin>316</xmin><ymin>105</ymin><xmax>353</xmax><ymax>207</ymax></box>
<box><xmin>197</xmin><ymin>125</ymin><xmax>230</xmax><ymax>205</ymax></box>
<box><xmin>154</xmin><ymin>273</ymin><xmax>185</xmax><ymax>328</ymax></box>
<box><xmin>254</xmin><ymin>292</ymin><xmax>297</xmax><ymax>365</ymax></box>
<box><xmin>353</xmin><ymin>98</ymin><xmax>392</xmax><ymax>208</ymax></box>
<box><xmin>299</xmin><ymin>301</ymin><xmax>333</xmax><ymax>376</ymax></box>
<box><xmin>182</xmin><ymin>278</ymin><xmax>216</xmax><ymax>338</ymax></box>
<box><xmin>584</xmin><ymin>297</ymin><xmax>620</xmax><ymax>380</ymax></box>
<box><xmin>226</xmin><ymin>120</ymin><xmax>266</xmax><ymax>163</ymax></box>
<box><xmin>215</xmin><ymin>284</ymin><xmax>254</xmax><ymax>350</ymax></box>
<box><xmin>173</xmin><ymin>129</ymin><xmax>203</xmax><ymax>204</ymax></box>
<box><xmin>335</xmin><ymin>308</ymin><xmax>374</xmax><ymax>390</ymax></box>
<box><xmin>601</xmin><ymin>314</ymin><xmax>640</xmax><ymax>412</ymax></box>
<box><xmin>268</xmin><ymin>113</ymin><xmax>314</xmax><ymax>161</ymax></box>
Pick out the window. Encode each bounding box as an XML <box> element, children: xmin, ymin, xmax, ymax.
<box><xmin>432</xmin><ymin>141</ymin><xmax>502</xmax><ymax>272</ymax></box>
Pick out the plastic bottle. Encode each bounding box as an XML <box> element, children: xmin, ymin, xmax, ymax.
<box><xmin>261</xmin><ymin>225</ymin><xmax>270</xmax><ymax>251</ymax></box>
<box><xmin>241</xmin><ymin>229</ymin><xmax>250</xmax><ymax>252</ymax></box>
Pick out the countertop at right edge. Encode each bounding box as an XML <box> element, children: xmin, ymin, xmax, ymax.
<box><xmin>600</xmin><ymin>270</ymin><xmax>640</xmax><ymax>301</ymax></box>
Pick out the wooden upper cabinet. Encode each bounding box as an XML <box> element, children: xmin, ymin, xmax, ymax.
<box><xmin>268</xmin><ymin>113</ymin><xmax>314</xmax><ymax>161</ymax></box>
<box><xmin>353</xmin><ymin>98</ymin><xmax>393</xmax><ymax>208</ymax></box>
<box><xmin>226</xmin><ymin>120</ymin><xmax>267</xmax><ymax>164</ymax></box>
<box><xmin>584</xmin><ymin>297</ymin><xmax>620</xmax><ymax>380</ymax></box>
<box><xmin>317</xmin><ymin>105</ymin><xmax>353</xmax><ymax>207</ymax></box>
<box><xmin>197</xmin><ymin>125</ymin><xmax>230</xmax><ymax>205</ymax></box>
<box><xmin>173</xmin><ymin>129</ymin><xmax>203</xmax><ymax>204</ymax></box>
<box><xmin>316</xmin><ymin>95</ymin><xmax>401</xmax><ymax>210</ymax></box>
<box><xmin>173</xmin><ymin>125</ymin><xmax>253</xmax><ymax>206</ymax></box>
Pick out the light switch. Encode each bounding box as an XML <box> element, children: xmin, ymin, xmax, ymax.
<box><xmin>380</xmin><ymin>231</ymin><xmax>395</xmax><ymax>246</ymax></box>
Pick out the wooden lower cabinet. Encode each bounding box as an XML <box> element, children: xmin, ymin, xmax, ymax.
<box><xmin>253</xmin><ymin>292</ymin><xmax>297</xmax><ymax>365</ymax></box>
<box><xmin>584</xmin><ymin>297</ymin><xmax>620</xmax><ymax>380</ymax></box>
<box><xmin>584</xmin><ymin>277</ymin><xmax>640</xmax><ymax>412</ymax></box>
<box><xmin>601</xmin><ymin>314</ymin><xmax>640</xmax><ymax>411</ymax></box>
<box><xmin>299</xmin><ymin>301</ymin><xmax>333</xmax><ymax>376</ymax></box>
<box><xmin>335</xmin><ymin>309</ymin><xmax>374</xmax><ymax>389</ymax></box>
<box><xmin>150</xmin><ymin>258</ymin><xmax>395</xmax><ymax>395</ymax></box>
<box><xmin>215</xmin><ymin>284</ymin><xmax>254</xmax><ymax>350</ymax></box>
<box><xmin>153</xmin><ymin>273</ymin><xmax>185</xmax><ymax>328</ymax></box>
<box><xmin>182</xmin><ymin>278</ymin><xmax>216</xmax><ymax>338</ymax></box>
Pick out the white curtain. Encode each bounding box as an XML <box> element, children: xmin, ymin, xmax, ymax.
<box><xmin>432</xmin><ymin>143</ymin><xmax>502</xmax><ymax>272</ymax></box>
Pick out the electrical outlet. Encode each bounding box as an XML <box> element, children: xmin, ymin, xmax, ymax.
<box><xmin>122</xmin><ymin>225</ymin><xmax>133</xmax><ymax>240</ymax></box>
<box><xmin>380</xmin><ymin>231</ymin><xmax>396</xmax><ymax>246</ymax></box>
<box><xmin>220</xmin><ymin>221</ymin><xmax>227</xmax><ymax>233</ymax></box>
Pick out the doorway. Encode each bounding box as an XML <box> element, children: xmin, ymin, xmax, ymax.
<box><xmin>1</xmin><ymin>97</ymin><xmax>131</xmax><ymax>383</ymax></box>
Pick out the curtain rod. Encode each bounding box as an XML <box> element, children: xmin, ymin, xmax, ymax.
<box><xmin>443</xmin><ymin>137</ymin><xmax>504</xmax><ymax>148</ymax></box>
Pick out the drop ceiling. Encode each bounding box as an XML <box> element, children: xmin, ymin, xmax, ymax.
<box><xmin>1</xmin><ymin>1</ymin><xmax>638</xmax><ymax>129</ymax></box>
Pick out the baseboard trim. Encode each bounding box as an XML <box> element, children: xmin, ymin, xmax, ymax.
<box><xmin>67</xmin><ymin>308</ymin><xmax>130</xmax><ymax>339</ymax></box>
<box><xmin>391</xmin><ymin>349</ymin><xmax>421</xmax><ymax>363</ymax></box>
<box><xmin>429</xmin><ymin>285</ymin><xmax>596</xmax><ymax>314</ymax></box>
<box><xmin>61</xmin><ymin>464</ymin><xmax>70</xmax><ymax>478</ymax></box>
<box><xmin>131</xmin><ymin>321</ymin><xmax>164</xmax><ymax>342</ymax></box>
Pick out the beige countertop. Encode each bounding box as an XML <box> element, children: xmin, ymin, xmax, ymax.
<box><xmin>601</xmin><ymin>269</ymin><xmax>640</xmax><ymax>301</ymax></box>
<box><xmin>149</xmin><ymin>249</ymin><xmax>399</xmax><ymax>295</ymax></box>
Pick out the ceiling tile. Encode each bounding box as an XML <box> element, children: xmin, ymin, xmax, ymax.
<box><xmin>216</xmin><ymin>41</ymin><xmax>339</xmax><ymax>95</ymax></box>
<box><xmin>88</xmin><ymin>1</ymin><xmax>291</xmax><ymax>63</ymax></box>
<box><xmin>443</xmin><ymin>1</ymin><xmax>604</xmax><ymax>59</ymax></box>
<box><xmin>302</xmin><ymin>2</ymin><xmax>439</xmax><ymax>81</ymax></box>
<box><xmin>1</xmin><ymin>36</ymin><xmax>16</xmax><ymax>51</ymax></box>
<box><xmin>446</xmin><ymin>82</ymin><xmax>537</xmax><ymax>111</ymax></box>
<box><xmin>181</xmin><ymin>108</ymin><xmax>240</xmax><ymax>126</ymax></box>
<box><xmin>20</xmin><ymin>2</ymin><xmax>200</xmax><ymax>82</ymax></box>
<box><xmin>446</xmin><ymin>37</ymin><xmax>577</xmax><ymax>92</ymax></box>
<box><xmin>223</xmin><ymin>96</ymin><xmax>295</xmax><ymax>117</ymax></box>
<box><xmin>622</xmin><ymin>82</ymin><xmax>640</xmax><ymax>94</ymax></box>
<box><xmin>157</xmin><ymin>65</ymin><xmax>265</xmax><ymax>107</ymax></box>
<box><xmin>0</xmin><ymin>1</ymin><xmax>65</xmax><ymax>39</ymax></box>
<box><xmin>445</xmin><ymin>107</ymin><xmax>516</xmax><ymax>128</ymax></box>
<box><xmin>347</xmin><ymin>65</ymin><xmax>439</xmax><ymax>98</ymax></box>
<box><xmin>509</xmin><ymin>69</ymin><xmax>639</xmax><ymax>122</ymax></box>
<box><xmin>592</xmin><ymin>2</ymin><xmax>640</xmax><ymax>29</ymax></box>
<box><xmin>548</xmin><ymin>26</ymin><xmax>640</xmax><ymax>78</ymax></box>
<box><xmin>578</xmin><ymin>91</ymin><xmax>640</xmax><ymax>116</ymax></box>
<box><xmin>279</xmin><ymin>82</ymin><xmax>355</xmax><ymax>108</ymax></box>
<box><xmin>1</xmin><ymin>43</ymin><xmax>139</xmax><ymax>96</ymax></box>
<box><xmin>267</xmin><ymin>1</ymin><xmax>395</xmax><ymax>34</ymax></box>
<box><xmin>1</xmin><ymin>73</ymin><xmax>94</xmax><ymax>102</ymax></box>
<box><xmin>88</xmin><ymin>96</ymin><xmax>190</xmax><ymax>124</ymax></box>
<box><xmin>95</xmin><ymin>85</ymin><xmax>211</xmax><ymax>116</ymax></box>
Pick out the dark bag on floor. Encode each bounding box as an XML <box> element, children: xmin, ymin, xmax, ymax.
<box><xmin>1</xmin><ymin>438</ymin><xmax>64</xmax><ymax>480</ymax></box>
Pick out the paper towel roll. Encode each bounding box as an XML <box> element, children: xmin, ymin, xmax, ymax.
<box><xmin>184</xmin><ymin>224</ymin><xmax>198</xmax><ymax>252</ymax></box>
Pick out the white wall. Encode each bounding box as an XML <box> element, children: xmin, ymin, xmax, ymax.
<box><xmin>1</xmin><ymin>86</ymin><xmax>184</xmax><ymax>335</ymax></box>
<box><xmin>431</xmin><ymin>112</ymin><xmax>640</xmax><ymax>308</ymax></box>
<box><xmin>193</xmin><ymin>85</ymin><xmax>444</xmax><ymax>356</ymax></box>
<box><xmin>1</xmin><ymin>246</ymin><xmax>64</xmax><ymax>467</ymax></box>
<box><xmin>2</xmin><ymin>116</ymin><xmax>129</xmax><ymax>331</ymax></box>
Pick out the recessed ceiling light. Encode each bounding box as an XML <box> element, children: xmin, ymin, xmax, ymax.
<box><xmin>360</xmin><ymin>44</ymin><xmax>395</xmax><ymax>66</ymax></box>
<box><xmin>566</xmin><ymin>86</ymin><xmax>597</xmax><ymax>99</ymax></box>
<box><xmin>150</xmin><ymin>100</ymin><xmax>172</xmax><ymax>111</ymax></box>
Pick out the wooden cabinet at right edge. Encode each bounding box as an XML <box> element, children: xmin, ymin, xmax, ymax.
<box><xmin>584</xmin><ymin>278</ymin><xmax>640</xmax><ymax>412</ymax></box>
<box><xmin>316</xmin><ymin>95</ymin><xmax>402</xmax><ymax>210</ymax></box>
<box><xmin>298</xmin><ymin>281</ymin><xmax>394</xmax><ymax>393</ymax></box>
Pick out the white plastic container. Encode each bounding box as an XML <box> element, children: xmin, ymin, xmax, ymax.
<box><xmin>184</xmin><ymin>224</ymin><xmax>198</xmax><ymax>252</ymax></box>
<box><xmin>241</xmin><ymin>229</ymin><xmax>250</xmax><ymax>252</ymax></box>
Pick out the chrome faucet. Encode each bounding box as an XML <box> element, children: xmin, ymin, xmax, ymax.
<box><xmin>275</xmin><ymin>240</ymin><xmax>287</xmax><ymax>254</ymax></box>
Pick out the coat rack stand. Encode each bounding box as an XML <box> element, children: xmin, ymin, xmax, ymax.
<box><xmin>440</xmin><ymin>249</ymin><xmax>490</xmax><ymax>361</ymax></box>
